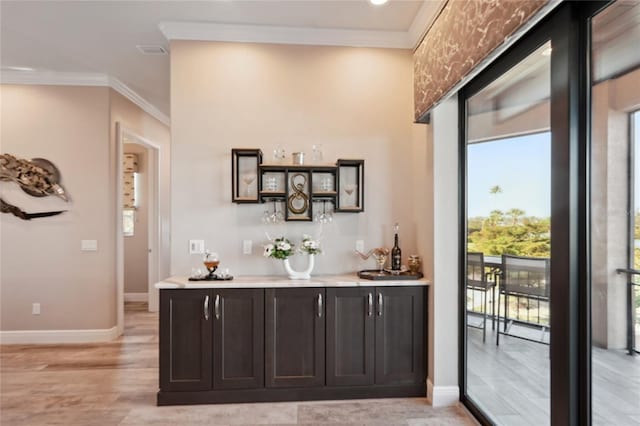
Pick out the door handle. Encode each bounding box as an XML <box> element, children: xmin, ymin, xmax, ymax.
<box><xmin>317</xmin><ymin>293</ymin><xmax>323</xmax><ymax>318</ymax></box>
<box><xmin>214</xmin><ymin>294</ymin><xmax>221</xmax><ymax>320</ymax></box>
<box><xmin>367</xmin><ymin>293</ymin><xmax>373</xmax><ymax>316</ymax></box>
<box><xmin>204</xmin><ymin>295</ymin><xmax>210</xmax><ymax>321</ymax></box>
<box><xmin>377</xmin><ymin>293</ymin><xmax>383</xmax><ymax>316</ymax></box>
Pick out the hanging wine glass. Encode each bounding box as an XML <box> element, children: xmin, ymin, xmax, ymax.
<box><xmin>242</xmin><ymin>174</ymin><xmax>256</xmax><ymax>197</ymax></box>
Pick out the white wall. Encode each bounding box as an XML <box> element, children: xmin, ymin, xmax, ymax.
<box><xmin>428</xmin><ymin>97</ymin><xmax>460</xmax><ymax>406</ymax></box>
<box><xmin>0</xmin><ymin>84</ymin><xmax>170</xmax><ymax>340</ymax></box>
<box><xmin>0</xmin><ymin>85</ymin><xmax>114</xmax><ymax>331</ymax></box>
<box><xmin>170</xmin><ymin>41</ymin><xmax>417</xmax><ymax>277</ymax></box>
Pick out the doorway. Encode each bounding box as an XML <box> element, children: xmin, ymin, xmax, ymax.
<box><xmin>116</xmin><ymin>123</ymin><xmax>161</xmax><ymax>336</ymax></box>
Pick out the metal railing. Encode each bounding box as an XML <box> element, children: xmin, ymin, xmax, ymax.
<box><xmin>615</xmin><ymin>268</ymin><xmax>640</xmax><ymax>355</ymax></box>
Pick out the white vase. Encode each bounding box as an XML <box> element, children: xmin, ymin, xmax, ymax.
<box><xmin>283</xmin><ymin>254</ymin><xmax>315</xmax><ymax>280</ymax></box>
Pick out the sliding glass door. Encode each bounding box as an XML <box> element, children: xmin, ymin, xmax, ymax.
<box><xmin>590</xmin><ymin>2</ymin><xmax>640</xmax><ymax>423</ymax></box>
<box><xmin>464</xmin><ymin>41</ymin><xmax>552</xmax><ymax>425</ymax></box>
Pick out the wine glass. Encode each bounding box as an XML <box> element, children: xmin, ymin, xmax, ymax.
<box><xmin>242</xmin><ymin>174</ymin><xmax>256</xmax><ymax>197</ymax></box>
<box><xmin>203</xmin><ymin>251</ymin><xmax>219</xmax><ymax>279</ymax></box>
<box><xmin>372</xmin><ymin>248</ymin><xmax>389</xmax><ymax>274</ymax></box>
<box><xmin>343</xmin><ymin>184</ymin><xmax>357</xmax><ymax>207</ymax></box>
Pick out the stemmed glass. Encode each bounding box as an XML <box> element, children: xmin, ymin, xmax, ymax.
<box><xmin>242</xmin><ymin>174</ymin><xmax>257</xmax><ymax>197</ymax></box>
<box><xmin>372</xmin><ymin>248</ymin><xmax>389</xmax><ymax>274</ymax></box>
<box><xmin>262</xmin><ymin>200</ymin><xmax>284</xmax><ymax>224</ymax></box>
<box><xmin>314</xmin><ymin>201</ymin><xmax>333</xmax><ymax>224</ymax></box>
<box><xmin>343</xmin><ymin>184</ymin><xmax>357</xmax><ymax>207</ymax></box>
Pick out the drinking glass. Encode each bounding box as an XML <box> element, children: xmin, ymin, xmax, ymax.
<box><xmin>242</xmin><ymin>174</ymin><xmax>256</xmax><ymax>197</ymax></box>
<box><xmin>273</xmin><ymin>145</ymin><xmax>285</xmax><ymax>163</ymax></box>
<box><xmin>372</xmin><ymin>248</ymin><xmax>389</xmax><ymax>273</ymax></box>
<box><xmin>312</xmin><ymin>144</ymin><xmax>323</xmax><ymax>163</ymax></box>
<box><xmin>344</xmin><ymin>184</ymin><xmax>357</xmax><ymax>206</ymax></box>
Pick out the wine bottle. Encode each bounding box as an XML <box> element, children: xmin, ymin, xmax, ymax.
<box><xmin>391</xmin><ymin>222</ymin><xmax>402</xmax><ymax>270</ymax></box>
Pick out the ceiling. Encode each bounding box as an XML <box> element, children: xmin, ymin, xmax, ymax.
<box><xmin>0</xmin><ymin>0</ymin><xmax>439</xmax><ymax>120</ymax></box>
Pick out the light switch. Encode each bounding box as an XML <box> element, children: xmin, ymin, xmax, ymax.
<box><xmin>243</xmin><ymin>240</ymin><xmax>252</xmax><ymax>255</ymax></box>
<box><xmin>189</xmin><ymin>240</ymin><xmax>205</xmax><ymax>254</ymax></box>
<box><xmin>81</xmin><ymin>240</ymin><xmax>98</xmax><ymax>251</ymax></box>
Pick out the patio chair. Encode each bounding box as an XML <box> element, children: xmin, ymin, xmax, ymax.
<box><xmin>496</xmin><ymin>254</ymin><xmax>550</xmax><ymax>345</ymax></box>
<box><xmin>467</xmin><ymin>252</ymin><xmax>496</xmax><ymax>343</ymax></box>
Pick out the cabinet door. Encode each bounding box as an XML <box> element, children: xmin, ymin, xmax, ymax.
<box><xmin>265</xmin><ymin>288</ymin><xmax>325</xmax><ymax>387</ymax></box>
<box><xmin>375</xmin><ymin>287</ymin><xmax>426</xmax><ymax>385</ymax></box>
<box><xmin>159</xmin><ymin>289</ymin><xmax>212</xmax><ymax>391</ymax></box>
<box><xmin>326</xmin><ymin>287</ymin><xmax>375</xmax><ymax>386</ymax></box>
<box><xmin>212</xmin><ymin>289</ymin><xmax>264</xmax><ymax>389</ymax></box>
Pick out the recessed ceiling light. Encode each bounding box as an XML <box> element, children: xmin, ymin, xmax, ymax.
<box><xmin>3</xmin><ymin>66</ymin><xmax>35</xmax><ymax>71</ymax></box>
<box><xmin>369</xmin><ymin>0</ymin><xmax>389</xmax><ymax>5</ymax></box>
<box><xmin>136</xmin><ymin>45</ymin><xmax>168</xmax><ymax>55</ymax></box>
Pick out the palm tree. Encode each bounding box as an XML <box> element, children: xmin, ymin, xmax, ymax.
<box><xmin>507</xmin><ymin>208</ymin><xmax>526</xmax><ymax>225</ymax></box>
<box><xmin>489</xmin><ymin>185</ymin><xmax>502</xmax><ymax>210</ymax></box>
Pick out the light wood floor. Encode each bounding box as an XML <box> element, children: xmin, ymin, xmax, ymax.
<box><xmin>1</xmin><ymin>302</ymin><xmax>474</xmax><ymax>426</ymax></box>
<box><xmin>466</xmin><ymin>321</ymin><xmax>640</xmax><ymax>426</ymax></box>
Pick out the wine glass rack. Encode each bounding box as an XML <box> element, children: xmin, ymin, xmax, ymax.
<box><xmin>231</xmin><ymin>148</ymin><xmax>364</xmax><ymax>221</ymax></box>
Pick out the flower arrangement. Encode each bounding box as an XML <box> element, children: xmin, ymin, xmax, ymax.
<box><xmin>263</xmin><ymin>237</ymin><xmax>294</xmax><ymax>260</ymax></box>
<box><xmin>300</xmin><ymin>235</ymin><xmax>322</xmax><ymax>255</ymax></box>
<box><xmin>263</xmin><ymin>235</ymin><xmax>321</xmax><ymax>259</ymax></box>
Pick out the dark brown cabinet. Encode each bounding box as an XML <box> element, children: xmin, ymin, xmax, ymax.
<box><xmin>265</xmin><ymin>288</ymin><xmax>325</xmax><ymax>387</ymax></box>
<box><xmin>326</xmin><ymin>287</ymin><xmax>426</xmax><ymax>387</ymax></box>
<box><xmin>213</xmin><ymin>289</ymin><xmax>264</xmax><ymax>390</ymax></box>
<box><xmin>158</xmin><ymin>285</ymin><xmax>426</xmax><ymax>405</ymax></box>
<box><xmin>160</xmin><ymin>289</ymin><xmax>212</xmax><ymax>392</ymax></box>
<box><xmin>326</xmin><ymin>287</ymin><xmax>375</xmax><ymax>386</ymax></box>
<box><xmin>375</xmin><ymin>287</ymin><xmax>426</xmax><ymax>385</ymax></box>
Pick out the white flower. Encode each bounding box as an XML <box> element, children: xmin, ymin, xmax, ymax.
<box><xmin>277</xmin><ymin>241</ymin><xmax>291</xmax><ymax>251</ymax></box>
<box><xmin>263</xmin><ymin>244</ymin><xmax>274</xmax><ymax>257</ymax></box>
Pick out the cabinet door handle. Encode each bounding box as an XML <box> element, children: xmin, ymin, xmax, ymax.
<box><xmin>214</xmin><ymin>294</ymin><xmax>221</xmax><ymax>320</ymax></box>
<box><xmin>367</xmin><ymin>293</ymin><xmax>373</xmax><ymax>316</ymax></box>
<box><xmin>377</xmin><ymin>293</ymin><xmax>383</xmax><ymax>316</ymax></box>
<box><xmin>317</xmin><ymin>293</ymin><xmax>323</xmax><ymax>318</ymax></box>
<box><xmin>204</xmin><ymin>295</ymin><xmax>210</xmax><ymax>321</ymax></box>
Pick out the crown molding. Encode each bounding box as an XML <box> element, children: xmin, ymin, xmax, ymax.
<box><xmin>159</xmin><ymin>21</ymin><xmax>413</xmax><ymax>49</ymax></box>
<box><xmin>0</xmin><ymin>70</ymin><xmax>170</xmax><ymax>127</ymax></box>
<box><xmin>108</xmin><ymin>77</ymin><xmax>170</xmax><ymax>126</ymax></box>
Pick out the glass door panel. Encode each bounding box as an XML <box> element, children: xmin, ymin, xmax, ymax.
<box><xmin>591</xmin><ymin>2</ymin><xmax>640</xmax><ymax>423</ymax></box>
<box><xmin>465</xmin><ymin>41</ymin><xmax>551</xmax><ymax>425</ymax></box>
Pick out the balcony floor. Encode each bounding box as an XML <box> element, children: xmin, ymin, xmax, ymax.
<box><xmin>466</xmin><ymin>317</ymin><xmax>640</xmax><ymax>425</ymax></box>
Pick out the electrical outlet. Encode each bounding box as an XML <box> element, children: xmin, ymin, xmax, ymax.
<box><xmin>189</xmin><ymin>240</ymin><xmax>205</xmax><ymax>254</ymax></box>
<box><xmin>81</xmin><ymin>240</ymin><xmax>98</xmax><ymax>251</ymax></box>
<box><xmin>355</xmin><ymin>240</ymin><xmax>365</xmax><ymax>253</ymax></box>
<box><xmin>243</xmin><ymin>240</ymin><xmax>252</xmax><ymax>255</ymax></box>
<box><xmin>32</xmin><ymin>303</ymin><xmax>40</xmax><ymax>315</ymax></box>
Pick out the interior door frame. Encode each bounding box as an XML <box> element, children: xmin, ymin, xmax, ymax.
<box><xmin>116</xmin><ymin>122</ymin><xmax>162</xmax><ymax>336</ymax></box>
<box><xmin>458</xmin><ymin>2</ymin><xmax>611</xmax><ymax>425</ymax></box>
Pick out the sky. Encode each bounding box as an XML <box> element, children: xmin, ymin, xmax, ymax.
<box><xmin>467</xmin><ymin>132</ymin><xmax>551</xmax><ymax>218</ymax></box>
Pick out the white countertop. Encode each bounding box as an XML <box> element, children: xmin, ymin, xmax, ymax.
<box><xmin>155</xmin><ymin>274</ymin><xmax>431</xmax><ymax>289</ymax></box>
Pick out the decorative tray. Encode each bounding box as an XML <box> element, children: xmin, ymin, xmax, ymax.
<box><xmin>188</xmin><ymin>275</ymin><xmax>234</xmax><ymax>282</ymax></box>
<box><xmin>357</xmin><ymin>269</ymin><xmax>423</xmax><ymax>281</ymax></box>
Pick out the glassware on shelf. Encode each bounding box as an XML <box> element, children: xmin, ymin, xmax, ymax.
<box><xmin>273</xmin><ymin>145</ymin><xmax>285</xmax><ymax>163</ymax></box>
<box><xmin>408</xmin><ymin>255</ymin><xmax>421</xmax><ymax>274</ymax></box>
<box><xmin>312</xmin><ymin>144</ymin><xmax>323</xmax><ymax>163</ymax></box>
<box><xmin>242</xmin><ymin>173</ymin><xmax>257</xmax><ymax>197</ymax></box>
<box><xmin>264</xmin><ymin>176</ymin><xmax>278</xmax><ymax>192</ymax></box>
<box><xmin>343</xmin><ymin>183</ymin><xmax>357</xmax><ymax>206</ymax></box>
<box><xmin>320</xmin><ymin>176</ymin><xmax>333</xmax><ymax>192</ymax></box>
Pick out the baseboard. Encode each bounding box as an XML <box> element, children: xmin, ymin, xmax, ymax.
<box><xmin>427</xmin><ymin>379</ymin><xmax>459</xmax><ymax>407</ymax></box>
<box><xmin>124</xmin><ymin>292</ymin><xmax>148</xmax><ymax>302</ymax></box>
<box><xmin>0</xmin><ymin>326</ymin><xmax>119</xmax><ymax>345</ymax></box>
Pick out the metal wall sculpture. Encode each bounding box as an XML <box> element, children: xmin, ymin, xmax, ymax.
<box><xmin>0</xmin><ymin>153</ymin><xmax>69</xmax><ymax>220</ymax></box>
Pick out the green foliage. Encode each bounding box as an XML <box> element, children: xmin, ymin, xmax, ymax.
<box><xmin>468</xmin><ymin>209</ymin><xmax>550</xmax><ymax>257</ymax></box>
